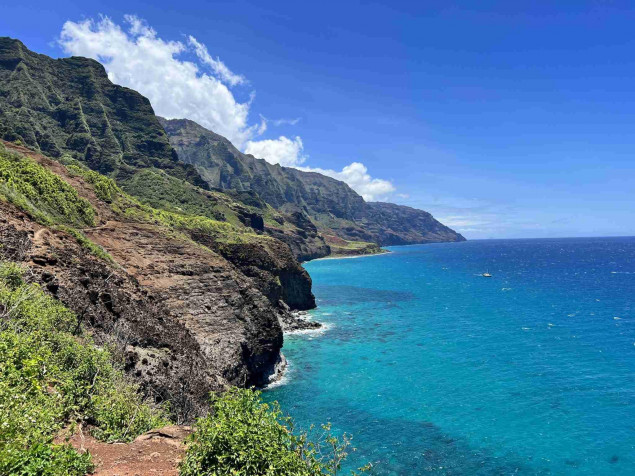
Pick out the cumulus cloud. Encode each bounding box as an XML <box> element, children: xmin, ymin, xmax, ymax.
<box><xmin>300</xmin><ymin>162</ymin><xmax>395</xmax><ymax>201</ymax></box>
<box><xmin>58</xmin><ymin>15</ymin><xmax>396</xmax><ymax>201</ymax></box>
<box><xmin>59</xmin><ymin>15</ymin><xmax>258</xmax><ymax>147</ymax></box>
<box><xmin>245</xmin><ymin>136</ymin><xmax>306</xmax><ymax>166</ymax></box>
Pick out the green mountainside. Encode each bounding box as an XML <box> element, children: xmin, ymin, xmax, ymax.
<box><xmin>0</xmin><ymin>37</ymin><xmax>329</xmax><ymax>261</ymax></box>
<box><xmin>0</xmin><ymin>37</ymin><xmax>204</xmax><ymax>188</ymax></box>
<box><xmin>0</xmin><ymin>36</ymin><xmax>463</xmax><ymax>260</ymax></box>
<box><xmin>160</xmin><ymin>117</ymin><xmax>465</xmax><ymax>246</ymax></box>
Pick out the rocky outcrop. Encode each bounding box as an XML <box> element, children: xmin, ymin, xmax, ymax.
<box><xmin>264</xmin><ymin>208</ymin><xmax>331</xmax><ymax>262</ymax></box>
<box><xmin>188</xmin><ymin>232</ymin><xmax>316</xmax><ymax>311</ymax></box>
<box><xmin>0</xmin><ymin>205</ymin><xmax>215</xmax><ymax>422</ymax></box>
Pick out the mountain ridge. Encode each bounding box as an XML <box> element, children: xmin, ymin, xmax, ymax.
<box><xmin>159</xmin><ymin>116</ymin><xmax>466</xmax><ymax>247</ymax></box>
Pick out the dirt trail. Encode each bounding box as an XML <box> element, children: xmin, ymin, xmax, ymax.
<box><xmin>60</xmin><ymin>426</ymin><xmax>192</xmax><ymax>476</ymax></box>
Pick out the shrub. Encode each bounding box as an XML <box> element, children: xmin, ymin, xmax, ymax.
<box><xmin>61</xmin><ymin>157</ymin><xmax>120</xmax><ymax>204</ymax></box>
<box><xmin>0</xmin><ymin>147</ymin><xmax>95</xmax><ymax>227</ymax></box>
<box><xmin>1</xmin><ymin>443</ymin><xmax>93</xmax><ymax>476</ymax></box>
<box><xmin>180</xmin><ymin>388</ymin><xmax>368</xmax><ymax>476</ymax></box>
<box><xmin>0</xmin><ymin>262</ymin><xmax>168</xmax><ymax>474</ymax></box>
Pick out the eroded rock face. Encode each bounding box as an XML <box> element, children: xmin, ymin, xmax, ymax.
<box><xmin>189</xmin><ymin>233</ymin><xmax>316</xmax><ymax>311</ymax></box>
<box><xmin>0</xmin><ymin>209</ymin><xmax>210</xmax><ymax>422</ymax></box>
<box><xmin>0</xmin><ymin>196</ymin><xmax>290</xmax><ymax>422</ymax></box>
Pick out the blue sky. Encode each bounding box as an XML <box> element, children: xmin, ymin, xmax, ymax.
<box><xmin>2</xmin><ymin>1</ymin><xmax>634</xmax><ymax>239</ymax></box>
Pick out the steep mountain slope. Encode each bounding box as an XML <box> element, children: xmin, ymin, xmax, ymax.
<box><xmin>0</xmin><ymin>37</ymin><xmax>204</xmax><ymax>188</ymax></box>
<box><xmin>160</xmin><ymin>118</ymin><xmax>366</xmax><ymax>219</ymax></box>
<box><xmin>0</xmin><ymin>37</ymin><xmax>329</xmax><ymax>262</ymax></box>
<box><xmin>160</xmin><ymin>117</ymin><xmax>465</xmax><ymax>246</ymax></box>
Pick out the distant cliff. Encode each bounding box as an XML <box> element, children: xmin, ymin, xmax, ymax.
<box><xmin>364</xmin><ymin>202</ymin><xmax>465</xmax><ymax>245</ymax></box>
<box><xmin>160</xmin><ymin>117</ymin><xmax>465</xmax><ymax>246</ymax></box>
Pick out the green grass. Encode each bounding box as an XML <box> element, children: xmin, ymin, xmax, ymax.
<box><xmin>323</xmin><ymin>235</ymin><xmax>384</xmax><ymax>255</ymax></box>
<box><xmin>329</xmin><ymin>240</ymin><xmax>376</xmax><ymax>250</ymax></box>
<box><xmin>0</xmin><ymin>262</ymin><xmax>168</xmax><ymax>475</ymax></box>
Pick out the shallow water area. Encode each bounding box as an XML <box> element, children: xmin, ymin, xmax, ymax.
<box><xmin>264</xmin><ymin>238</ymin><xmax>635</xmax><ymax>475</ymax></box>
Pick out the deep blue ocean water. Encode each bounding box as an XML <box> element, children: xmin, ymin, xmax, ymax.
<box><xmin>264</xmin><ymin>238</ymin><xmax>635</xmax><ymax>475</ymax></box>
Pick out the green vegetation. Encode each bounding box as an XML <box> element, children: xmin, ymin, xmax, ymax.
<box><xmin>0</xmin><ymin>256</ymin><xmax>361</xmax><ymax>476</ymax></box>
<box><xmin>61</xmin><ymin>157</ymin><xmax>119</xmax><ymax>203</ymax></box>
<box><xmin>180</xmin><ymin>388</ymin><xmax>368</xmax><ymax>476</ymax></box>
<box><xmin>0</xmin><ymin>145</ymin><xmax>95</xmax><ymax>227</ymax></box>
<box><xmin>0</xmin><ymin>262</ymin><xmax>167</xmax><ymax>475</ymax></box>
<box><xmin>323</xmin><ymin>235</ymin><xmax>385</xmax><ymax>256</ymax></box>
<box><xmin>120</xmin><ymin>168</ymin><xmax>227</xmax><ymax>221</ymax></box>
<box><xmin>0</xmin><ymin>146</ymin><xmax>115</xmax><ymax>262</ymax></box>
<box><xmin>61</xmin><ymin>157</ymin><xmax>270</xmax><ymax>246</ymax></box>
<box><xmin>125</xmin><ymin>205</ymin><xmax>270</xmax><ymax>246</ymax></box>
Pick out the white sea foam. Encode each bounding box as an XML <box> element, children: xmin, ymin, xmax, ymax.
<box><xmin>265</xmin><ymin>357</ymin><xmax>292</xmax><ymax>389</ymax></box>
<box><xmin>286</xmin><ymin>321</ymin><xmax>334</xmax><ymax>336</ymax></box>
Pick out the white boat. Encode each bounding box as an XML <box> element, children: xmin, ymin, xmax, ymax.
<box><xmin>481</xmin><ymin>272</ymin><xmax>492</xmax><ymax>278</ymax></box>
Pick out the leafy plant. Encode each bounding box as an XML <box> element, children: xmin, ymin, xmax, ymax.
<box><xmin>180</xmin><ymin>388</ymin><xmax>369</xmax><ymax>476</ymax></box>
<box><xmin>0</xmin><ymin>145</ymin><xmax>95</xmax><ymax>227</ymax></box>
<box><xmin>61</xmin><ymin>156</ymin><xmax>119</xmax><ymax>203</ymax></box>
<box><xmin>0</xmin><ymin>262</ymin><xmax>168</xmax><ymax>474</ymax></box>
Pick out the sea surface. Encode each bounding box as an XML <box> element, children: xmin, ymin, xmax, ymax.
<box><xmin>264</xmin><ymin>238</ymin><xmax>635</xmax><ymax>475</ymax></box>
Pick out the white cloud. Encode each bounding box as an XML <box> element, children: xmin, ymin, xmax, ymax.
<box><xmin>58</xmin><ymin>15</ymin><xmax>396</xmax><ymax>201</ymax></box>
<box><xmin>187</xmin><ymin>35</ymin><xmax>246</xmax><ymax>87</ymax></box>
<box><xmin>245</xmin><ymin>136</ymin><xmax>306</xmax><ymax>166</ymax></box>
<box><xmin>271</xmin><ymin>117</ymin><xmax>301</xmax><ymax>126</ymax></box>
<box><xmin>59</xmin><ymin>15</ymin><xmax>257</xmax><ymax>147</ymax></box>
<box><xmin>300</xmin><ymin>162</ymin><xmax>395</xmax><ymax>201</ymax></box>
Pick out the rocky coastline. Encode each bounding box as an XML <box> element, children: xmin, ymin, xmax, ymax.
<box><xmin>0</xmin><ymin>37</ymin><xmax>465</xmax><ymax>422</ymax></box>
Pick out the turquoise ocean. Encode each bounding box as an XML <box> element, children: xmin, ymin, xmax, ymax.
<box><xmin>264</xmin><ymin>238</ymin><xmax>635</xmax><ymax>475</ymax></box>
